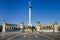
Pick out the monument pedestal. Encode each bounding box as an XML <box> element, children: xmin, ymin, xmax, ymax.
<box><xmin>24</xmin><ymin>28</ymin><xmax>32</xmax><ymax>33</ymax></box>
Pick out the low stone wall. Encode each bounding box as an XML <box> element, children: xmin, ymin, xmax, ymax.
<box><xmin>40</xmin><ymin>30</ymin><xmax>53</xmax><ymax>32</ymax></box>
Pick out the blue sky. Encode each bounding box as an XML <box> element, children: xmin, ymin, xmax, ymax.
<box><xmin>0</xmin><ymin>0</ymin><xmax>60</xmax><ymax>26</ymax></box>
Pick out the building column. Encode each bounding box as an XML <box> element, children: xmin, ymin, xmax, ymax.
<box><xmin>36</xmin><ymin>24</ymin><xmax>41</xmax><ymax>32</ymax></box>
<box><xmin>53</xmin><ymin>21</ymin><xmax>59</xmax><ymax>32</ymax></box>
<box><xmin>2</xmin><ymin>20</ymin><xmax>6</xmax><ymax>32</ymax></box>
<box><xmin>20</xmin><ymin>23</ymin><xmax>24</xmax><ymax>32</ymax></box>
<box><xmin>53</xmin><ymin>24</ymin><xmax>58</xmax><ymax>32</ymax></box>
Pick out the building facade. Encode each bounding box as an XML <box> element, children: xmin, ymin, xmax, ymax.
<box><xmin>2</xmin><ymin>20</ymin><xmax>59</xmax><ymax>32</ymax></box>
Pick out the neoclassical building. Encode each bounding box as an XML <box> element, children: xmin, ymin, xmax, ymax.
<box><xmin>2</xmin><ymin>20</ymin><xmax>59</xmax><ymax>32</ymax></box>
<box><xmin>36</xmin><ymin>21</ymin><xmax>58</xmax><ymax>32</ymax></box>
<box><xmin>2</xmin><ymin>20</ymin><xmax>24</xmax><ymax>32</ymax></box>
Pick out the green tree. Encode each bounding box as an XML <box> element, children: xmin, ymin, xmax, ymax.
<box><xmin>0</xmin><ymin>25</ymin><xmax>2</xmax><ymax>32</ymax></box>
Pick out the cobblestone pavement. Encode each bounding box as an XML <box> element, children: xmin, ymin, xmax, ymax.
<box><xmin>0</xmin><ymin>32</ymin><xmax>60</xmax><ymax>40</ymax></box>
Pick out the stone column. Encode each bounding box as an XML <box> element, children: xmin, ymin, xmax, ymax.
<box><xmin>53</xmin><ymin>24</ymin><xmax>58</xmax><ymax>32</ymax></box>
<box><xmin>36</xmin><ymin>24</ymin><xmax>41</xmax><ymax>32</ymax></box>
<box><xmin>51</xmin><ymin>25</ymin><xmax>54</xmax><ymax>32</ymax></box>
<box><xmin>20</xmin><ymin>23</ymin><xmax>24</xmax><ymax>32</ymax></box>
<box><xmin>2</xmin><ymin>20</ymin><xmax>6</xmax><ymax>32</ymax></box>
<box><xmin>53</xmin><ymin>21</ymin><xmax>58</xmax><ymax>32</ymax></box>
<box><xmin>28</xmin><ymin>2</ymin><xmax>32</xmax><ymax>27</ymax></box>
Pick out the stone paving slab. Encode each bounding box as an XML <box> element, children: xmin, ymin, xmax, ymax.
<box><xmin>0</xmin><ymin>32</ymin><xmax>60</xmax><ymax>40</ymax></box>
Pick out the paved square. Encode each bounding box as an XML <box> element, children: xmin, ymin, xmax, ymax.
<box><xmin>0</xmin><ymin>32</ymin><xmax>60</xmax><ymax>40</ymax></box>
